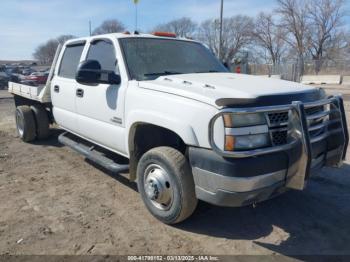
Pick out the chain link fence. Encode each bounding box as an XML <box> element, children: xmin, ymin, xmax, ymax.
<box><xmin>304</xmin><ymin>59</ymin><xmax>350</xmax><ymax>76</ymax></box>
<box><xmin>248</xmin><ymin>59</ymin><xmax>350</xmax><ymax>82</ymax></box>
<box><xmin>249</xmin><ymin>63</ymin><xmax>299</xmax><ymax>81</ymax></box>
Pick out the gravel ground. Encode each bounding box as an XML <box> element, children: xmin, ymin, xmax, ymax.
<box><xmin>0</xmin><ymin>86</ymin><xmax>350</xmax><ymax>258</ymax></box>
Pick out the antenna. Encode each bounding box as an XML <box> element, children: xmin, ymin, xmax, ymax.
<box><xmin>89</xmin><ymin>20</ymin><xmax>92</xmax><ymax>36</ymax></box>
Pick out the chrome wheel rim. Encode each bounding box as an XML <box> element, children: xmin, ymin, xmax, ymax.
<box><xmin>16</xmin><ymin>111</ymin><xmax>24</xmax><ymax>137</ymax></box>
<box><xmin>144</xmin><ymin>164</ymin><xmax>173</xmax><ymax>211</ymax></box>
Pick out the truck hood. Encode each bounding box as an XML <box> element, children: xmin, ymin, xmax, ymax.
<box><xmin>139</xmin><ymin>73</ymin><xmax>320</xmax><ymax>107</ymax></box>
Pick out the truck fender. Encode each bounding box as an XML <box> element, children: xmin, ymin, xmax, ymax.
<box><xmin>125</xmin><ymin>109</ymin><xmax>199</xmax><ymax>155</ymax></box>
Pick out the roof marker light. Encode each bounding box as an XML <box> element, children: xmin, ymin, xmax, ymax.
<box><xmin>153</xmin><ymin>32</ymin><xmax>177</xmax><ymax>38</ymax></box>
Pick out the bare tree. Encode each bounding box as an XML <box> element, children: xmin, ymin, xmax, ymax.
<box><xmin>33</xmin><ymin>35</ymin><xmax>75</xmax><ymax>65</ymax></box>
<box><xmin>153</xmin><ymin>17</ymin><xmax>197</xmax><ymax>37</ymax></box>
<box><xmin>198</xmin><ymin>15</ymin><xmax>254</xmax><ymax>63</ymax></box>
<box><xmin>198</xmin><ymin>20</ymin><xmax>220</xmax><ymax>57</ymax></box>
<box><xmin>92</xmin><ymin>19</ymin><xmax>125</xmax><ymax>35</ymax></box>
<box><xmin>307</xmin><ymin>0</ymin><xmax>346</xmax><ymax>74</ymax></box>
<box><xmin>57</xmin><ymin>35</ymin><xmax>76</xmax><ymax>45</ymax></box>
<box><xmin>253</xmin><ymin>12</ymin><xmax>286</xmax><ymax>65</ymax></box>
<box><xmin>276</xmin><ymin>0</ymin><xmax>310</xmax><ymax>76</ymax></box>
<box><xmin>345</xmin><ymin>31</ymin><xmax>350</xmax><ymax>56</ymax></box>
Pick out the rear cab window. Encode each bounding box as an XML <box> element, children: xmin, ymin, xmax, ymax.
<box><xmin>58</xmin><ymin>42</ymin><xmax>85</xmax><ymax>79</ymax></box>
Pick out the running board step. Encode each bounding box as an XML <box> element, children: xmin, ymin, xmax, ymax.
<box><xmin>58</xmin><ymin>132</ymin><xmax>129</xmax><ymax>173</ymax></box>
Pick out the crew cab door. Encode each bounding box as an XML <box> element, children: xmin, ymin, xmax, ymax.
<box><xmin>51</xmin><ymin>41</ymin><xmax>85</xmax><ymax>134</ymax></box>
<box><xmin>75</xmin><ymin>38</ymin><xmax>128</xmax><ymax>154</ymax></box>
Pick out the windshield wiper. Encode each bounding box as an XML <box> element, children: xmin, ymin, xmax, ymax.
<box><xmin>144</xmin><ymin>71</ymin><xmax>183</xmax><ymax>77</ymax></box>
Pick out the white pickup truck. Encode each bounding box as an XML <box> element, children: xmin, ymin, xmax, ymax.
<box><xmin>8</xmin><ymin>32</ymin><xmax>349</xmax><ymax>224</ymax></box>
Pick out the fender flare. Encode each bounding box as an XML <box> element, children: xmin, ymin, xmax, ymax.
<box><xmin>125</xmin><ymin>109</ymin><xmax>199</xmax><ymax>155</ymax></box>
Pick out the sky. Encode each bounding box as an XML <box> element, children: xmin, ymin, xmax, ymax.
<box><xmin>0</xmin><ymin>0</ymin><xmax>349</xmax><ymax>60</ymax></box>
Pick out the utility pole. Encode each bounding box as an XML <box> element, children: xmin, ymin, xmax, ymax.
<box><xmin>133</xmin><ymin>0</ymin><xmax>139</xmax><ymax>31</ymax></box>
<box><xmin>136</xmin><ymin>3</ymin><xmax>138</xmax><ymax>30</ymax></box>
<box><xmin>219</xmin><ymin>0</ymin><xmax>224</xmax><ymax>61</ymax></box>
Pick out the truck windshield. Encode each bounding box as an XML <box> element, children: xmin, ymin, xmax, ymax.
<box><xmin>119</xmin><ymin>38</ymin><xmax>228</xmax><ymax>81</ymax></box>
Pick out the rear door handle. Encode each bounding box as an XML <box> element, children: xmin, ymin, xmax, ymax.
<box><xmin>54</xmin><ymin>85</ymin><xmax>59</xmax><ymax>93</ymax></box>
<box><xmin>76</xmin><ymin>88</ymin><xmax>84</xmax><ymax>97</ymax></box>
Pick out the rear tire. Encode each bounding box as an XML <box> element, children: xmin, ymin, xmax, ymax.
<box><xmin>31</xmin><ymin>105</ymin><xmax>50</xmax><ymax>140</ymax></box>
<box><xmin>15</xmin><ymin>106</ymin><xmax>36</xmax><ymax>142</ymax></box>
<box><xmin>137</xmin><ymin>146</ymin><xmax>198</xmax><ymax>224</ymax></box>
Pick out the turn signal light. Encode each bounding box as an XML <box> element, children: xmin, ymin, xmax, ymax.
<box><xmin>223</xmin><ymin>114</ymin><xmax>233</xmax><ymax>127</ymax></box>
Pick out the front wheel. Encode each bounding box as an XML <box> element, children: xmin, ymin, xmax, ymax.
<box><xmin>137</xmin><ymin>147</ymin><xmax>198</xmax><ymax>224</ymax></box>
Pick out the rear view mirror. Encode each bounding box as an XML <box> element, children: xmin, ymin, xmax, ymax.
<box><xmin>76</xmin><ymin>60</ymin><xmax>121</xmax><ymax>85</ymax></box>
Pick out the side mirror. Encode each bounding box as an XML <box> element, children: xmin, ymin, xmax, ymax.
<box><xmin>107</xmin><ymin>72</ymin><xmax>121</xmax><ymax>85</ymax></box>
<box><xmin>76</xmin><ymin>60</ymin><xmax>121</xmax><ymax>85</ymax></box>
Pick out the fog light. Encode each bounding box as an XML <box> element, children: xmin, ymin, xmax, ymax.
<box><xmin>234</xmin><ymin>134</ymin><xmax>270</xmax><ymax>150</ymax></box>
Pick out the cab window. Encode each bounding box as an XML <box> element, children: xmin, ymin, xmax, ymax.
<box><xmin>87</xmin><ymin>39</ymin><xmax>116</xmax><ymax>72</ymax></box>
<box><xmin>58</xmin><ymin>43</ymin><xmax>85</xmax><ymax>79</ymax></box>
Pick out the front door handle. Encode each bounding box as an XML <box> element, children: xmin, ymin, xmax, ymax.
<box><xmin>54</xmin><ymin>85</ymin><xmax>59</xmax><ymax>93</ymax></box>
<box><xmin>76</xmin><ymin>89</ymin><xmax>84</xmax><ymax>97</ymax></box>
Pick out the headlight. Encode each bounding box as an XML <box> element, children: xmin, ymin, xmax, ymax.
<box><xmin>223</xmin><ymin>113</ymin><xmax>270</xmax><ymax>151</ymax></box>
<box><xmin>223</xmin><ymin>113</ymin><xmax>266</xmax><ymax>127</ymax></box>
<box><xmin>225</xmin><ymin>133</ymin><xmax>270</xmax><ymax>151</ymax></box>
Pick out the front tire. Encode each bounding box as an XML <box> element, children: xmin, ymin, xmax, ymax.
<box><xmin>137</xmin><ymin>146</ymin><xmax>198</xmax><ymax>224</ymax></box>
<box><xmin>15</xmin><ymin>105</ymin><xmax>36</xmax><ymax>142</ymax></box>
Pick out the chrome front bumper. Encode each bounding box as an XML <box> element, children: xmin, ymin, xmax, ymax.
<box><xmin>209</xmin><ymin>95</ymin><xmax>349</xmax><ymax>190</ymax></box>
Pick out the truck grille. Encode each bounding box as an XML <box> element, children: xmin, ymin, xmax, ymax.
<box><xmin>271</xmin><ymin>130</ymin><xmax>288</xmax><ymax>145</ymax></box>
<box><xmin>267</xmin><ymin>106</ymin><xmax>326</xmax><ymax>146</ymax></box>
<box><xmin>209</xmin><ymin>95</ymin><xmax>346</xmax><ymax>162</ymax></box>
<box><xmin>268</xmin><ymin>112</ymin><xmax>289</xmax><ymax>126</ymax></box>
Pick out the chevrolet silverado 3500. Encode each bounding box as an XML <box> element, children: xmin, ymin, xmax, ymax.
<box><xmin>8</xmin><ymin>32</ymin><xmax>349</xmax><ymax>224</ymax></box>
